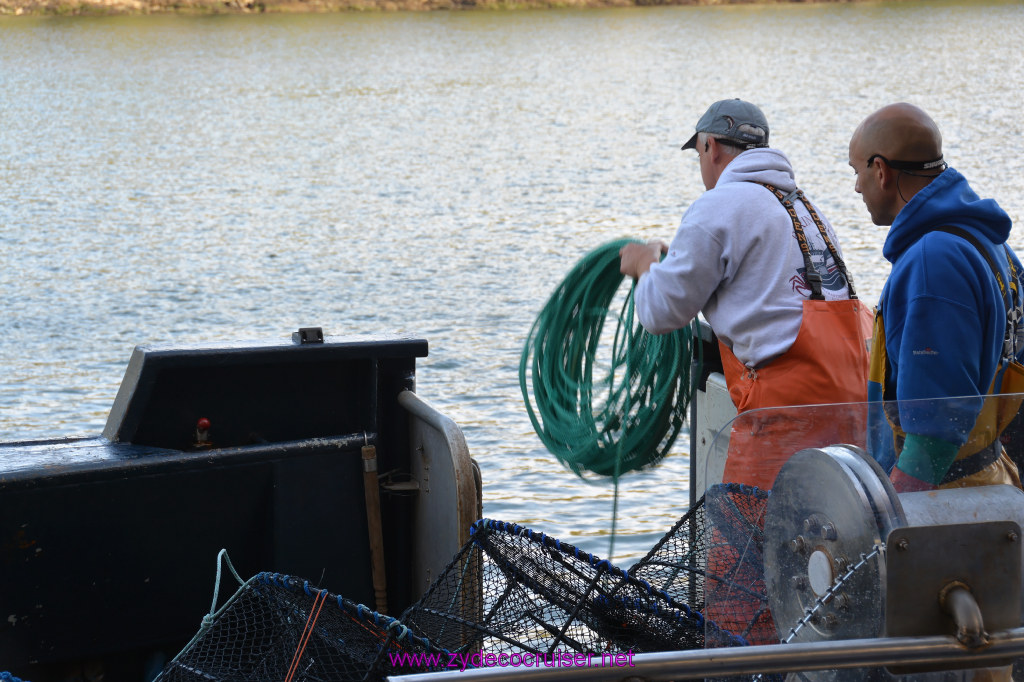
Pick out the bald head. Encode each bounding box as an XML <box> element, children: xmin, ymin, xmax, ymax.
<box><xmin>849</xmin><ymin>103</ymin><xmax>946</xmax><ymax>226</ymax></box>
<box><xmin>851</xmin><ymin>102</ymin><xmax>943</xmax><ymax>164</ymax></box>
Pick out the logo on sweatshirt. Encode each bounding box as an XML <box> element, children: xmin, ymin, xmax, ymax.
<box><xmin>791</xmin><ymin>248</ymin><xmax>848</xmax><ymax>297</ymax></box>
<box><xmin>912</xmin><ymin>347</ymin><xmax>939</xmax><ymax>356</ymax></box>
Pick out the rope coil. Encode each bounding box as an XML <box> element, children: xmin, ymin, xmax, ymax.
<box><xmin>519</xmin><ymin>238</ymin><xmax>694</xmax><ymax>479</ymax></box>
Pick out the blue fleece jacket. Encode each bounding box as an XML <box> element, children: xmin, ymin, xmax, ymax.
<box><xmin>867</xmin><ymin>167</ymin><xmax>1021</xmax><ymax>476</ymax></box>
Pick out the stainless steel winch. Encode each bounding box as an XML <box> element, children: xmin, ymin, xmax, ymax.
<box><xmin>763</xmin><ymin>444</ymin><xmax>1024</xmax><ymax>678</ymax></box>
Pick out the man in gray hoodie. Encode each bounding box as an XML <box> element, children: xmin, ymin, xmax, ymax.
<box><xmin>620</xmin><ymin>99</ymin><xmax>872</xmax><ymax>491</ymax></box>
<box><xmin>620</xmin><ymin>98</ymin><xmax>873</xmax><ymax>647</ymax></box>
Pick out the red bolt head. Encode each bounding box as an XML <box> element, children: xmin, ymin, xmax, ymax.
<box><xmin>197</xmin><ymin>417</ymin><xmax>211</xmax><ymax>431</ymax></box>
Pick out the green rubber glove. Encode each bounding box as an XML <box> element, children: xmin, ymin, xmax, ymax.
<box><xmin>893</xmin><ymin>433</ymin><xmax>960</xmax><ymax>487</ymax></box>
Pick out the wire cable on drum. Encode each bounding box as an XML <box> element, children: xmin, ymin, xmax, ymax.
<box><xmin>519</xmin><ymin>238</ymin><xmax>697</xmax><ymax>559</ymax></box>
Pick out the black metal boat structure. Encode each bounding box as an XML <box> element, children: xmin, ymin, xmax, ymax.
<box><xmin>0</xmin><ymin>329</ymin><xmax>480</xmax><ymax>681</ymax></box>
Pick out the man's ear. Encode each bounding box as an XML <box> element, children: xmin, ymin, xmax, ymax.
<box><xmin>876</xmin><ymin>161</ymin><xmax>896</xmax><ymax>191</ymax></box>
<box><xmin>707</xmin><ymin>137</ymin><xmax>725</xmax><ymax>164</ymax></box>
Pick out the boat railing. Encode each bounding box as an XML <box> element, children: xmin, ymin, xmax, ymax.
<box><xmin>386</xmin><ymin>628</ymin><xmax>1024</xmax><ymax>681</ymax></box>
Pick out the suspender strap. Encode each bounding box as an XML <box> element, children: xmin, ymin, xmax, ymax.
<box><xmin>932</xmin><ymin>226</ymin><xmax>1023</xmax><ymax>363</ymax></box>
<box><xmin>757</xmin><ymin>182</ymin><xmax>859</xmax><ymax>301</ymax></box>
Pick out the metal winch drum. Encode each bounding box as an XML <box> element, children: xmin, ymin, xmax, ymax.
<box><xmin>763</xmin><ymin>445</ymin><xmax>1024</xmax><ymax>677</ymax></box>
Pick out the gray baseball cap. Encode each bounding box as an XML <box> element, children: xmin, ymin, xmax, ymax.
<box><xmin>681</xmin><ymin>99</ymin><xmax>770</xmax><ymax>150</ymax></box>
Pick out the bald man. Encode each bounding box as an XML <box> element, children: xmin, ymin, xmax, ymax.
<box><xmin>850</xmin><ymin>103</ymin><xmax>1024</xmax><ymax>493</ymax></box>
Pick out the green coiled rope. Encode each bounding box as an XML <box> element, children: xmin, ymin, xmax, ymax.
<box><xmin>519</xmin><ymin>239</ymin><xmax>696</xmax><ymax>555</ymax></box>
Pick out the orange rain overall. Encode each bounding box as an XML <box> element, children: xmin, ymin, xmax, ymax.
<box><xmin>706</xmin><ymin>184</ymin><xmax>872</xmax><ymax>646</ymax></box>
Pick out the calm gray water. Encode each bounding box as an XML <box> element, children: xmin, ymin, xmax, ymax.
<box><xmin>2</xmin><ymin>0</ymin><xmax>1023</xmax><ymax>563</ymax></box>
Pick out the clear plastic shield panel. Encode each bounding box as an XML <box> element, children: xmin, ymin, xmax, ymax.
<box><xmin>701</xmin><ymin>392</ymin><xmax>1024</xmax><ymax>681</ymax></box>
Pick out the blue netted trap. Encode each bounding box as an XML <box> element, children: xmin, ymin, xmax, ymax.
<box><xmin>399</xmin><ymin>518</ymin><xmax>746</xmax><ymax>659</ymax></box>
<box><xmin>155</xmin><ymin>573</ymin><xmax>447</xmax><ymax>682</ymax></box>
